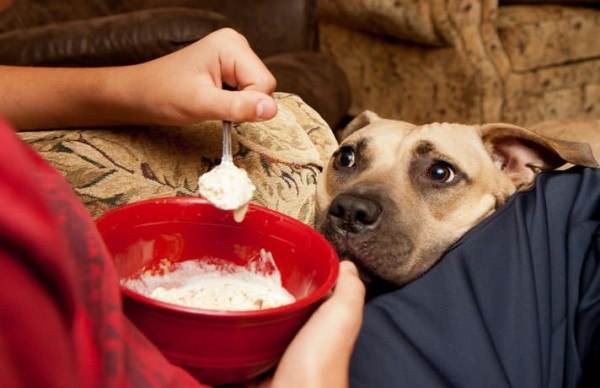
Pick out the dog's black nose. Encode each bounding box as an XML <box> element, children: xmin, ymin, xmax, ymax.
<box><xmin>328</xmin><ymin>194</ymin><xmax>382</xmax><ymax>233</ymax></box>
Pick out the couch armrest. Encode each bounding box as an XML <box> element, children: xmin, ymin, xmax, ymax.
<box><xmin>319</xmin><ymin>0</ymin><xmax>511</xmax><ymax>122</ymax></box>
<box><xmin>265</xmin><ymin>51</ymin><xmax>351</xmax><ymax>128</ymax></box>
<box><xmin>0</xmin><ymin>7</ymin><xmax>232</xmax><ymax>67</ymax></box>
<box><xmin>318</xmin><ymin>0</ymin><xmax>448</xmax><ymax>46</ymax></box>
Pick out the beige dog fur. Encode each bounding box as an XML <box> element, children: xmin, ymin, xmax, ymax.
<box><xmin>317</xmin><ymin>112</ymin><xmax>599</xmax><ymax>285</ymax></box>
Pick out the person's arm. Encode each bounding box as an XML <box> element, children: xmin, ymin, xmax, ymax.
<box><xmin>0</xmin><ymin>28</ymin><xmax>277</xmax><ymax>130</ymax></box>
<box><xmin>266</xmin><ymin>261</ymin><xmax>365</xmax><ymax>388</ymax></box>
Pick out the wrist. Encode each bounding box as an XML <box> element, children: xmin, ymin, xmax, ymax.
<box><xmin>94</xmin><ymin>64</ymin><xmax>151</xmax><ymax>126</ymax></box>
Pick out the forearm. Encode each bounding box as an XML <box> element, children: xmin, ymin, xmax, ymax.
<box><xmin>0</xmin><ymin>65</ymin><xmax>146</xmax><ymax>130</ymax></box>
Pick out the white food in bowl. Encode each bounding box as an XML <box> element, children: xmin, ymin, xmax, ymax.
<box><xmin>121</xmin><ymin>249</ymin><xmax>295</xmax><ymax>311</ymax></box>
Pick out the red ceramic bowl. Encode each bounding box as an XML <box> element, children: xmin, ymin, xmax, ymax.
<box><xmin>96</xmin><ymin>197</ymin><xmax>339</xmax><ymax>386</ymax></box>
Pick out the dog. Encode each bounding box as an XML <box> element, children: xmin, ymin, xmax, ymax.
<box><xmin>316</xmin><ymin>111</ymin><xmax>600</xmax><ymax>286</ymax></box>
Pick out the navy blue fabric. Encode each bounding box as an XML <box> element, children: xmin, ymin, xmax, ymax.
<box><xmin>350</xmin><ymin>167</ymin><xmax>600</xmax><ymax>388</ymax></box>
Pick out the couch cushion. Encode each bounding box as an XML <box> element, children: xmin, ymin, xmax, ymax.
<box><xmin>317</xmin><ymin>0</ymin><xmax>445</xmax><ymax>46</ymax></box>
<box><xmin>498</xmin><ymin>5</ymin><xmax>600</xmax><ymax>72</ymax></box>
<box><xmin>319</xmin><ymin>22</ymin><xmax>483</xmax><ymax>123</ymax></box>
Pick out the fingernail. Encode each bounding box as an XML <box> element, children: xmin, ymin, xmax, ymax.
<box><xmin>256</xmin><ymin>99</ymin><xmax>274</xmax><ymax>119</ymax></box>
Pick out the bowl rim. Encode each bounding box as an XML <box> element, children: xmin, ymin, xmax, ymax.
<box><xmin>96</xmin><ymin>196</ymin><xmax>340</xmax><ymax>318</ymax></box>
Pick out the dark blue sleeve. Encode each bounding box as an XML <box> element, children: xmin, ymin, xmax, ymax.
<box><xmin>350</xmin><ymin>168</ymin><xmax>600</xmax><ymax>388</ymax></box>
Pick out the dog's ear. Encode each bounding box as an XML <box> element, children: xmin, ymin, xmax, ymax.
<box><xmin>336</xmin><ymin>110</ymin><xmax>382</xmax><ymax>141</ymax></box>
<box><xmin>529</xmin><ymin>119</ymin><xmax>600</xmax><ymax>166</ymax></box>
<box><xmin>480</xmin><ymin>122</ymin><xmax>599</xmax><ymax>190</ymax></box>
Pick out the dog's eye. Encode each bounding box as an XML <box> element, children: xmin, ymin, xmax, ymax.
<box><xmin>427</xmin><ymin>161</ymin><xmax>455</xmax><ymax>183</ymax></box>
<box><xmin>337</xmin><ymin>146</ymin><xmax>356</xmax><ymax>168</ymax></box>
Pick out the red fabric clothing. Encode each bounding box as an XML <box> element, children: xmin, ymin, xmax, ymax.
<box><xmin>0</xmin><ymin>120</ymin><xmax>205</xmax><ymax>388</ymax></box>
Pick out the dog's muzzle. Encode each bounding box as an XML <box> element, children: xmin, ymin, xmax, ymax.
<box><xmin>327</xmin><ymin>193</ymin><xmax>382</xmax><ymax>234</ymax></box>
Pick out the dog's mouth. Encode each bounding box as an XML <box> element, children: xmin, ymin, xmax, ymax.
<box><xmin>320</xmin><ymin>214</ymin><xmax>416</xmax><ymax>291</ymax></box>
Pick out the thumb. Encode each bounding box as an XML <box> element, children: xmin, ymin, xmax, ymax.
<box><xmin>320</xmin><ymin>260</ymin><xmax>365</xmax><ymax>327</ymax></box>
<box><xmin>199</xmin><ymin>88</ymin><xmax>277</xmax><ymax>122</ymax></box>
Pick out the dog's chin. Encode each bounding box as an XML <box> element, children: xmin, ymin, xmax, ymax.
<box><xmin>335</xmin><ymin>247</ymin><xmax>398</xmax><ymax>299</ymax></box>
<box><xmin>321</xmin><ymin>222</ymin><xmax>397</xmax><ymax>296</ymax></box>
<box><xmin>336</xmin><ymin>250</ymin><xmax>377</xmax><ymax>285</ymax></box>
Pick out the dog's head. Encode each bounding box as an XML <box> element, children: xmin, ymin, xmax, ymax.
<box><xmin>318</xmin><ymin>112</ymin><xmax>599</xmax><ymax>285</ymax></box>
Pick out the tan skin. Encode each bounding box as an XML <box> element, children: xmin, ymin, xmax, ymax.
<box><xmin>0</xmin><ymin>28</ymin><xmax>279</xmax><ymax>129</ymax></box>
<box><xmin>0</xmin><ymin>3</ymin><xmax>366</xmax><ymax>384</ymax></box>
<box><xmin>268</xmin><ymin>261</ymin><xmax>365</xmax><ymax>388</ymax></box>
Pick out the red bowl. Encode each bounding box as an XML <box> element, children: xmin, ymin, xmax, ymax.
<box><xmin>96</xmin><ymin>197</ymin><xmax>339</xmax><ymax>386</ymax></box>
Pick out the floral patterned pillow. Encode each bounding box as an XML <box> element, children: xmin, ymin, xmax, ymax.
<box><xmin>19</xmin><ymin>93</ymin><xmax>337</xmax><ymax>226</ymax></box>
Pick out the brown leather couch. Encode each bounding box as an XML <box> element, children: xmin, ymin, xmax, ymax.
<box><xmin>0</xmin><ymin>0</ymin><xmax>350</xmax><ymax>128</ymax></box>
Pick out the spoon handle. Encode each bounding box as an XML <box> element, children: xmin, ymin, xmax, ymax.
<box><xmin>222</xmin><ymin>120</ymin><xmax>233</xmax><ymax>164</ymax></box>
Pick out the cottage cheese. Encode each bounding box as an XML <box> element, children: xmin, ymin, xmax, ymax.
<box><xmin>197</xmin><ymin>162</ymin><xmax>255</xmax><ymax>221</ymax></box>
<box><xmin>122</xmin><ymin>250</ymin><xmax>295</xmax><ymax>311</ymax></box>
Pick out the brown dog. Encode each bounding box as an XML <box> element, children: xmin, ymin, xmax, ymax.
<box><xmin>316</xmin><ymin>112</ymin><xmax>600</xmax><ymax>286</ymax></box>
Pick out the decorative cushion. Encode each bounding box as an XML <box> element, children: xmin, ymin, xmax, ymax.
<box><xmin>19</xmin><ymin>93</ymin><xmax>337</xmax><ymax>226</ymax></box>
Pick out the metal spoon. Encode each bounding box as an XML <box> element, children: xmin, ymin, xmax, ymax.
<box><xmin>221</xmin><ymin>120</ymin><xmax>233</xmax><ymax>165</ymax></box>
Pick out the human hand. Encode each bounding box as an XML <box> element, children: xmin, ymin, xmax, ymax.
<box><xmin>128</xmin><ymin>28</ymin><xmax>277</xmax><ymax>125</ymax></box>
<box><xmin>261</xmin><ymin>261</ymin><xmax>365</xmax><ymax>388</ymax></box>
<box><xmin>0</xmin><ymin>28</ymin><xmax>277</xmax><ymax>130</ymax></box>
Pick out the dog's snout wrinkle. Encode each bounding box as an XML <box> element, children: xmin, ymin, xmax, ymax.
<box><xmin>328</xmin><ymin>194</ymin><xmax>382</xmax><ymax>234</ymax></box>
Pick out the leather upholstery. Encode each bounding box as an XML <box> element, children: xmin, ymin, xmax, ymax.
<box><xmin>0</xmin><ymin>8</ymin><xmax>231</xmax><ymax>66</ymax></box>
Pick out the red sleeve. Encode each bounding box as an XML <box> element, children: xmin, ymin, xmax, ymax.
<box><xmin>0</xmin><ymin>250</ymin><xmax>80</xmax><ymax>388</ymax></box>
<box><xmin>0</xmin><ymin>120</ymin><xmax>205</xmax><ymax>388</ymax></box>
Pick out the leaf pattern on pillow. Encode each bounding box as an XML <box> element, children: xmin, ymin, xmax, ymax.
<box><xmin>19</xmin><ymin>93</ymin><xmax>337</xmax><ymax>226</ymax></box>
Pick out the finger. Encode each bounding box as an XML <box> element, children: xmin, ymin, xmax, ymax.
<box><xmin>329</xmin><ymin>260</ymin><xmax>366</xmax><ymax>311</ymax></box>
<box><xmin>340</xmin><ymin>259</ymin><xmax>360</xmax><ymax>277</ymax></box>
<box><xmin>270</xmin><ymin>261</ymin><xmax>365</xmax><ymax>387</ymax></box>
<box><xmin>197</xmin><ymin>88</ymin><xmax>277</xmax><ymax>122</ymax></box>
<box><xmin>318</xmin><ymin>259</ymin><xmax>365</xmax><ymax>310</ymax></box>
<box><xmin>216</xmin><ymin>30</ymin><xmax>277</xmax><ymax>94</ymax></box>
<box><xmin>299</xmin><ymin>260</ymin><xmax>365</xmax><ymax>340</ymax></box>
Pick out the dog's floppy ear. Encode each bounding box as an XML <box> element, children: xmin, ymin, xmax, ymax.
<box><xmin>480</xmin><ymin>122</ymin><xmax>599</xmax><ymax>190</ymax></box>
<box><xmin>529</xmin><ymin>119</ymin><xmax>600</xmax><ymax>167</ymax></box>
<box><xmin>336</xmin><ymin>110</ymin><xmax>382</xmax><ymax>141</ymax></box>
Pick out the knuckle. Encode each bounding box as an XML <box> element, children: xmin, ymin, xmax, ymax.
<box><xmin>217</xmin><ymin>27</ymin><xmax>247</xmax><ymax>44</ymax></box>
<box><xmin>253</xmin><ymin>73</ymin><xmax>276</xmax><ymax>93</ymax></box>
<box><xmin>228</xmin><ymin>96</ymin><xmax>251</xmax><ymax>121</ymax></box>
<box><xmin>264</xmin><ymin>74</ymin><xmax>277</xmax><ymax>91</ymax></box>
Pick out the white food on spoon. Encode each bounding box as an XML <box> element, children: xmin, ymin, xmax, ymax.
<box><xmin>197</xmin><ymin>121</ymin><xmax>255</xmax><ymax>222</ymax></box>
<box><xmin>198</xmin><ymin>162</ymin><xmax>255</xmax><ymax>211</ymax></box>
